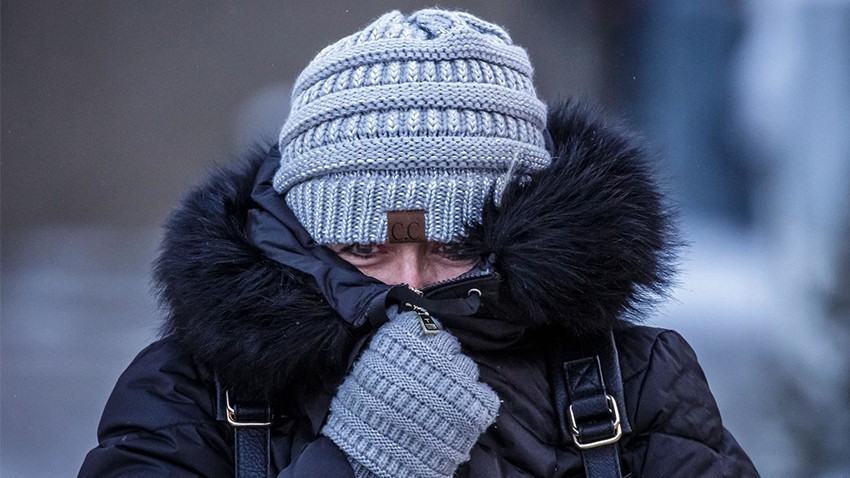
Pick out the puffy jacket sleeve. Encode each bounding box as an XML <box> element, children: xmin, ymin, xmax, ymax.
<box><xmin>78</xmin><ymin>339</ymin><xmax>233</xmax><ymax>477</ymax></box>
<box><xmin>621</xmin><ymin>329</ymin><xmax>759</xmax><ymax>477</ymax></box>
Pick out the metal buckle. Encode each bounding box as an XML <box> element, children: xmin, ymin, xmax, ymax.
<box><xmin>568</xmin><ymin>394</ymin><xmax>622</xmax><ymax>449</ymax></box>
<box><xmin>225</xmin><ymin>390</ymin><xmax>273</xmax><ymax>427</ymax></box>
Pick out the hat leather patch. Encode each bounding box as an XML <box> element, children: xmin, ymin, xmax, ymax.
<box><xmin>387</xmin><ymin>210</ymin><xmax>427</xmax><ymax>243</ymax></box>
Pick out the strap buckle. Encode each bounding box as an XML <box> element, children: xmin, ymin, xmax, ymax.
<box><xmin>568</xmin><ymin>394</ymin><xmax>622</xmax><ymax>449</ymax></box>
<box><xmin>225</xmin><ymin>390</ymin><xmax>273</xmax><ymax>427</ymax></box>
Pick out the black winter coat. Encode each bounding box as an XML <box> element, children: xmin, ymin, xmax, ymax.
<box><xmin>80</xmin><ymin>102</ymin><xmax>759</xmax><ymax>477</ymax></box>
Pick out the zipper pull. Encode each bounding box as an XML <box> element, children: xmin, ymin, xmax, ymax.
<box><xmin>409</xmin><ymin>304</ymin><xmax>440</xmax><ymax>335</ymax></box>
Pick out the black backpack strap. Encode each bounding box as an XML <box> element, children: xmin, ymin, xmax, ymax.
<box><xmin>215</xmin><ymin>379</ymin><xmax>273</xmax><ymax>478</ymax></box>
<box><xmin>551</xmin><ymin>330</ymin><xmax>631</xmax><ymax>478</ymax></box>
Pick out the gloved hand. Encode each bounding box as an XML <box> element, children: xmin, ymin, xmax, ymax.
<box><xmin>321</xmin><ymin>305</ymin><xmax>500</xmax><ymax>478</ymax></box>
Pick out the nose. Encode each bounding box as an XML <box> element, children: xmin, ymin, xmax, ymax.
<box><xmin>392</xmin><ymin>244</ymin><xmax>431</xmax><ymax>289</ymax></box>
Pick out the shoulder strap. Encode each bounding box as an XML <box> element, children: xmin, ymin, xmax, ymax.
<box><xmin>551</xmin><ymin>330</ymin><xmax>631</xmax><ymax>478</ymax></box>
<box><xmin>215</xmin><ymin>330</ymin><xmax>630</xmax><ymax>478</ymax></box>
<box><xmin>215</xmin><ymin>379</ymin><xmax>273</xmax><ymax>478</ymax></box>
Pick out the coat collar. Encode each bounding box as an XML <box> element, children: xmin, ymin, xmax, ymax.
<box><xmin>154</xmin><ymin>101</ymin><xmax>679</xmax><ymax>400</ymax></box>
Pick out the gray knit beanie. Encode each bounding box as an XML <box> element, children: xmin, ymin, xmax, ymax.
<box><xmin>274</xmin><ymin>9</ymin><xmax>550</xmax><ymax>245</ymax></box>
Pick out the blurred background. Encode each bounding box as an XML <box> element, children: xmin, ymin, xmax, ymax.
<box><xmin>2</xmin><ymin>1</ymin><xmax>849</xmax><ymax>476</ymax></box>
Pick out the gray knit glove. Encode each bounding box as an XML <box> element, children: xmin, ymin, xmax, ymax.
<box><xmin>321</xmin><ymin>305</ymin><xmax>500</xmax><ymax>478</ymax></box>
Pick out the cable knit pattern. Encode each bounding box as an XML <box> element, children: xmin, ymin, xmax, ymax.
<box><xmin>274</xmin><ymin>9</ymin><xmax>550</xmax><ymax>244</ymax></box>
<box><xmin>322</xmin><ymin>307</ymin><xmax>500</xmax><ymax>478</ymax></box>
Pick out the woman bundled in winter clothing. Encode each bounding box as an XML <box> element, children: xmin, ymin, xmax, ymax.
<box><xmin>80</xmin><ymin>9</ymin><xmax>758</xmax><ymax>478</ymax></box>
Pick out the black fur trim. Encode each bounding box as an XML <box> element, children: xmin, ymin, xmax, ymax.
<box><xmin>153</xmin><ymin>101</ymin><xmax>679</xmax><ymax>396</ymax></box>
<box><xmin>154</xmin><ymin>147</ymin><xmax>355</xmax><ymax>402</ymax></box>
<box><xmin>460</xmin><ymin>100</ymin><xmax>679</xmax><ymax>334</ymax></box>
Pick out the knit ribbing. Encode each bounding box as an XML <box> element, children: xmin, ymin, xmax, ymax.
<box><xmin>275</xmin><ymin>9</ymin><xmax>550</xmax><ymax>245</ymax></box>
<box><xmin>279</xmin><ymin>83</ymin><xmax>546</xmax><ymax>147</ymax></box>
<box><xmin>286</xmin><ymin>169</ymin><xmax>493</xmax><ymax>244</ymax></box>
<box><xmin>322</xmin><ymin>309</ymin><xmax>500</xmax><ymax>478</ymax></box>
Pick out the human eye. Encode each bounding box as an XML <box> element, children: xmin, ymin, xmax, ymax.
<box><xmin>339</xmin><ymin>243</ymin><xmax>381</xmax><ymax>259</ymax></box>
<box><xmin>430</xmin><ymin>242</ymin><xmax>472</xmax><ymax>261</ymax></box>
<box><xmin>430</xmin><ymin>242</ymin><xmax>453</xmax><ymax>256</ymax></box>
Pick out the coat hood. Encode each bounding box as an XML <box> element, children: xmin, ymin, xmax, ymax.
<box><xmin>154</xmin><ymin>101</ymin><xmax>678</xmax><ymax>401</ymax></box>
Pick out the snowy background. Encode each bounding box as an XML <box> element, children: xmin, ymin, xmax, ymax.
<box><xmin>3</xmin><ymin>1</ymin><xmax>849</xmax><ymax>477</ymax></box>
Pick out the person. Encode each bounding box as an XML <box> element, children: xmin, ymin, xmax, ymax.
<box><xmin>79</xmin><ymin>9</ymin><xmax>759</xmax><ymax>478</ymax></box>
